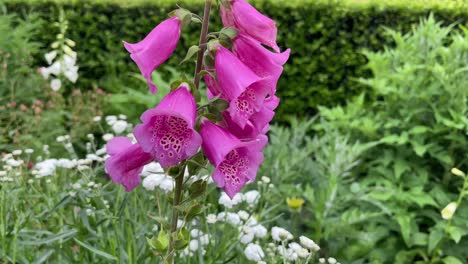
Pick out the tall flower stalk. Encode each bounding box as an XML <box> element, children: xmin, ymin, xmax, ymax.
<box><xmin>105</xmin><ymin>0</ymin><xmax>289</xmax><ymax>261</ymax></box>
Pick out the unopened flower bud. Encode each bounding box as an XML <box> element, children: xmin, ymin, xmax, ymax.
<box><xmin>451</xmin><ymin>168</ymin><xmax>466</xmax><ymax>178</ymax></box>
<box><xmin>441</xmin><ymin>202</ymin><xmax>457</xmax><ymax>220</ymax></box>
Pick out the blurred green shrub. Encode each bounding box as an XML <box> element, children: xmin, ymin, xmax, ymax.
<box><xmin>4</xmin><ymin>0</ymin><xmax>468</xmax><ymax>123</ymax></box>
<box><xmin>318</xmin><ymin>16</ymin><xmax>468</xmax><ymax>262</ymax></box>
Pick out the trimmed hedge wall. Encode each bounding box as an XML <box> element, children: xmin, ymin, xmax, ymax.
<box><xmin>4</xmin><ymin>0</ymin><xmax>468</xmax><ymax>122</ymax></box>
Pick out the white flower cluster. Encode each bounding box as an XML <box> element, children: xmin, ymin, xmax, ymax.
<box><xmin>180</xmin><ymin>229</ymin><xmax>210</xmax><ymax>257</ymax></box>
<box><xmin>103</xmin><ymin>115</ymin><xmax>130</xmax><ymax>134</ymax></box>
<box><xmin>141</xmin><ymin>162</ymin><xmax>174</xmax><ymax>193</ymax></box>
<box><xmin>39</xmin><ymin>48</ymin><xmax>79</xmax><ymax>91</ymax></box>
<box><xmin>218</xmin><ymin>190</ymin><xmax>260</xmax><ymax>208</ymax></box>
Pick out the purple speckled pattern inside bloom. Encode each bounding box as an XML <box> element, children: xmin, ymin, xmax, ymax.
<box><xmin>134</xmin><ymin>85</ymin><xmax>202</xmax><ymax>168</ymax></box>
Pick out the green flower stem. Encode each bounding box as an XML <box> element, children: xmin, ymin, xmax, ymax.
<box><xmin>166</xmin><ymin>168</ymin><xmax>185</xmax><ymax>264</ymax></box>
<box><xmin>193</xmin><ymin>0</ymin><xmax>212</xmax><ymax>90</ymax></box>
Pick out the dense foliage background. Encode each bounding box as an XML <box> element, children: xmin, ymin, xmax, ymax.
<box><xmin>3</xmin><ymin>0</ymin><xmax>468</xmax><ymax>122</ymax></box>
<box><xmin>1</xmin><ymin>0</ymin><xmax>468</xmax><ymax>263</ymax></box>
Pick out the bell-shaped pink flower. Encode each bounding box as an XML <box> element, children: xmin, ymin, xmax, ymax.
<box><xmin>222</xmin><ymin>96</ymin><xmax>279</xmax><ymax>139</ymax></box>
<box><xmin>133</xmin><ymin>84</ymin><xmax>202</xmax><ymax>168</ymax></box>
<box><xmin>233</xmin><ymin>33</ymin><xmax>290</xmax><ymax>94</ymax></box>
<box><xmin>123</xmin><ymin>16</ymin><xmax>181</xmax><ymax>94</ymax></box>
<box><xmin>221</xmin><ymin>0</ymin><xmax>280</xmax><ymax>52</ymax></box>
<box><xmin>200</xmin><ymin>119</ymin><xmax>267</xmax><ymax>198</ymax></box>
<box><xmin>213</xmin><ymin>46</ymin><xmax>269</xmax><ymax>129</ymax></box>
<box><xmin>105</xmin><ymin>137</ymin><xmax>153</xmax><ymax>192</ymax></box>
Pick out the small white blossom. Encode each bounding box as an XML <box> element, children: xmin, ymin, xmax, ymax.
<box><xmin>7</xmin><ymin>159</ymin><xmax>23</xmax><ymax>167</ymax></box>
<box><xmin>244</xmin><ymin>190</ymin><xmax>260</xmax><ymax>206</ymax></box>
<box><xmin>319</xmin><ymin>258</ymin><xmax>326</xmax><ymax>263</ymax></box>
<box><xmin>240</xmin><ymin>232</ymin><xmax>254</xmax><ymax>244</ymax></box>
<box><xmin>206</xmin><ymin>214</ymin><xmax>217</xmax><ymax>224</ymax></box>
<box><xmin>271</xmin><ymin>227</ymin><xmax>293</xmax><ymax>242</ymax></box>
<box><xmin>261</xmin><ymin>176</ymin><xmax>271</xmax><ymax>183</ymax></box>
<box><xmin>226</xmin><ymin>212</ymin><xmax>241</xmax><ymax>226</ymax></box>
<box><xmin>102</xmin><ymin>133</ymin><xmax>114</xmax><ymax>141</ymax></box>
<box><xmin>118</xmin><ymin>114</ymin><xmax>127</xmax><ymax>120</ymax></box>
<box><xmin>12</xmin><ymin>150</ymin><xmax>22</xmax><ymax>155</ymax></box>
<box><xmin>112</xmin><ymin>120</ymin><xmax>128</xmax><ymax>134</ymax></box>
<box><xmin>93</xmin><ymin>116</ymin><xmax>102</xmax><ymax>122</ymax></box>
<box><xmin>219</xmin><ymin>192</ymin><xmax>243</xmax><ymax>208</ymax></box>
<box><xmin>27</xmin><ymin>179</ymin><xmax>34</xmax><ymax>184</ymax></box>
<box><xmin>105</xmin><ymin>115</ymin><xmax>117</xmax><ymax>125</ymax></box>
<box><xmin>25</xmin><ymin>149</ymin><xmax>34</xmax><ymax>154</ymax></box>
<box><xmin>238</xmin><ymin>210</ymin><xmax>250</xmax><ymax>220</ymax></box>
<box><xmin>142</xmin><ymin>174</ymin><xmax>165</xmax><ymax>191</ymax></box>
<box><xmin>159</xmin><ymin>177</ymin><xmax>174</xmax><ymax>192</ymax></box>
<box><xmin>0</xmin><ymin>171</ymin><xmax>6</xmax><ymax>177</ymax></box>
<box><xmin>141</xmin><ymin>162</ymin><xmax>164</xmax><ymax>177</ymax></box>
<box><xmin>328</xmin><ymin>257</ymin><xmax>337</xmax><ymax>264</ymax></box>
<box><xmin>152</xmin><ymin>225</ymin><xmax>159</xmax><ymax>232</ymax></box>
<box><xmin>252</xmin><ymin>224</ymin><xmax>267</xmax><ymax>238</ymax></box>
<box><xmin>299</xmin><ymin>235</ymin><xmax>320</xmax><ymax>251</ymax></box>
<box><xmin>441</xmin><ymin>202</ymin><xmax>457</xmax><ymax>220</ymax></box>
<box><xmin>189</xmin><ymin>240</ymin><xmax>199</xmax><ymax>252</ymax></box>
<box><xmin>50</xmin><ymin>79</ymin><xmax>62</xmax><ymax>91</ymax></box>
<box><xmin>44</xmin><ymin>50</ymin><xmax>57</xmax><ymax>65</ymax></box>
<box><xmin>244</xmin><ymin>243</ymin><xmax>265</xmax><ymax>262</ymax></box>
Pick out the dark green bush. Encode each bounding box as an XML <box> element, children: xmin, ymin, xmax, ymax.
<box><xmin>3</xmin><ymin>0</ymin><xmax>468</xmax><ymax>122</ymax></box>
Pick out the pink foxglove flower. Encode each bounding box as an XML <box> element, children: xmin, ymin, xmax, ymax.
<box><xmin>200</xmin><ymin>119</ymin><xmax>267</xmax><ymax>198</ymax></box>
<box><xmin>221</xmin><ymin>0</ymin><xmax>279</xmax><ymax>52</ymax></box>
<box><xmin>214</xmin><ymin>46</ymin><xmax>269</xmax><ymax>129</ymax></box>
<box><xmin>105</xmin><ymin>137</ymin><xmax>153</xmax><ymax>192</ymax></box>
<box><xmin>133</xmin><ymin>85</ymin><xmax>202</xmax><ymax>168</ymax></box>
<box><xmin>233</xmin><ymin>33</ymin><xmax>290</xmax><ymax>94</ymax></box>
<box><xmin>124</xmin><ymin>16</ymin><xmax>181</xmax><ymax>94</ymax></box>
<box><xmin>222</xmin><ymin>96</ymin><xmax>279</xmax><ymax>139</ymax></box>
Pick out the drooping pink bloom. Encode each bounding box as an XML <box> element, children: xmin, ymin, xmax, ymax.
<box><xmin>233</xmin><ymin>33</ymin><xmax>290</xmax><ymax>94</ymax></box>
<box><xmin>221</xmin><ymin>0</ymin><xmax>280</xmax><ymax>52</ymax></box>
<box><xmin>214</xmin><ymin>46</ymin><xmax>269</xmax><ymax>129</ymax></box>
<box><xmin>200</xmin><ymin>119</ymin><xmax>267</xmax><ymax>198</ymax></box>
<box><xmin>133</xmin><ymin>84</ymin><xmax>202</xmax><ymax>167</ymax></box>
<box><xmin>105</xmin><ymin>137</ymin><xmax>153</xmax><ymax>192</ymax></box>
<box><xmin>222</xmin><ymin>95</ymin><xmax>279</xmax><ymax>139</ymax></box>
<box><xmin>123</xmin><ymin>16</ymin><xmax>181</xmax><ymax>94</ymax></box>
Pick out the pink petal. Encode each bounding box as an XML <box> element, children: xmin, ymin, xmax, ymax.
<box><xmin>200</xmin><ymin>119</ymin><xmax>240</xmax><ymax>166</ymax></box>
<box><xmin>106</xmin><ymin>137</ymin><xmax>133</xmax><ymax>156</ymax></box>
<box><xmin>134</xmin><ymin>85</ymin><xmax>201</xmax><ymax>167</ymax></box>
<box><xmin>233</xmin><ymin>34</ymin><xmax>290</xmax><ymax>94</ymax></box>
<box><xmin>105</xmin><ymin>139</ymin><xmax>153</xmax><ymax>191</ymax></box>
<box><xmin>123</xmin><ymin>17</ymin><xmax>181</xmax><ymax>94</ymax></box>
<box><xmin>215</xmin><ymin>46</ymin><xmax>261</xmax><ymax>101</ymax></box>
<box><xmin>221</xmin><ymin>0</ymin><xmax>280</xmax><ymax>52</ymax></box>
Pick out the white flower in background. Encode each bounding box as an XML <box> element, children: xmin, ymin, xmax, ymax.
<box><xmin>244</xmin><ymin>190</ymin><xmax>260</xmax><ymax>206</ymax></box>
<box><xmin>299</xmin><ymin>235</ymin><xmax>320</xmax><ymax>251</ymax></box>
<box><xmin>48</xmin><ymin>61</ymin><xmax>61</xmax><ymax>76</ymax></box>
<box><xmin>271</xmin><ymin>227</ymin><xmax>293</xmax><ymax>242</ymax></box>
<box><xmin>239</xmin><ymin>232</ymin><xmax>254</xmax><ymax>244</ymax></box>
<box><xmin>12</xmin><ymin>150</ymin><xmax>22</xmax><ymax>155</ymax></box>
<box><xmin>142</xmin><ymin>174</ymin><xmax>165</xmax><ymax>191</ymax></box>
<box><xmin>219</xmin><ymin>192</ymin><xmax>243</xmax><ymax>208</ymax></box>
<box><xmin>25</xmin><ymin>149</ymin><xmax>34</xmax><ymax>154</ymax></box>
<box><xmin>141</xmin><ymin>162</ymin><xmax>164</xmax><ymax>177</ymax></box>
<box><xmin>35</xmin><ymin>159</ymin><xmax>57</xmax><ymax>177</ymax></box>
<box><xmin>177</xmin><ymin>220</ymin><xmax>185</xmax><ymax>228</ymax></box>
<box><xmin>278</xmin><ymin>246</ymin><xmax>298</xmax><ymax>261</ymax></box>
<box><xmin>206</xmin><ymin>214</ymin><xmax>217</xmax><ymax>224</ymax></box>
<box><xmin>441</xmin><ymin>202</ymin><xmax>457</xmax><ymax>220</ymax></box>
<box><xmin>93</xmin><ymin>116</ymin><xmax>102</xmax><ymax>122</ymax></box>
<box><xmin>118</xmin><ymin>114</ymin><xmax>127</xmax><ymax>120</ymax></box>
<box><xmin>39</xmin><ymin>67</ymin><xmax>51</xmax><ymax>79</ymax></box>
<box><xmin>252</xmin><ymin>224</ymin><xmax>267</xmax><ymax>238</ymax></box>
<box><xmin>64</xmin><ymin>67</ymin><xmax>79</xmax><ymax>83</ymax></box>
<box><xmin>96</xmin><ymin>147</ymin><xmax>106</xmax><ymax>156</ymax></box>
<box><xmin>261</xmin><ymin>176</ymin><xmax>271</xmax><ymax>183</ymax></box>
<box><xmin>226</xmin><ymin>212</ymin><xmax>241</xmax><ymax>226</ymax></box>
<box><xmin>189</xmin><ymin>240</ymin><xmax>199</xmax><ymax>251</ymax></box>
<box><xmin>244</xmin><ymin>243</ymin><xmax>265</xmax><ymax>262</ymax></box>
<box><xmin>102</xmin><ymin>133</ymin><xmax>114</xmax><ymax>141</ymax></box>
<box><xmin>44</xmin><ymin>50</ymin><xmax>57</xmax><ymax>65</ymax></box>
<box><xmin>6</xmin><ymin>159</ymin><xmax>23</xmax><ymax>167</ymax></box>
<box><xmin>319</xmin><ymin>258</ymin><xmax>326</xmax><ymax>263</ymax></box>
<box><xmin>237</xmin><ymin>210</ymin><xmax>249</xmax><ymax>220</ymax></box>
<box><xmin>63</xmin><ymin>54</ymin><xmax>76</xmax><ymax>66</ymax></box>
<box><xmin>56</xmin><ymin>159</ymin><xmax>76</xmax><ymax>169</ymax></box>
<box><xmin>159</xmin><ymin>176</ymin><xmax>175</xmax><ymax>192</ymax></box>
<box><xmin>112</xmin><ymin>120</ymin><xmax>128</xmax><ymax>134</ymax></box>
<box><xmin>328</xmin><ymin>257</ymin><xmax>337</xmax><ymax>264</ymax></box>
<box><xmin>105</xmin><ymin>115</ymin><xmax>117</xmax><ymax>125</ymax></box>
<box><xmin>0</xmin><ymin>171</ymin><xmax>6</xmax><ymax>176</ymax></box>
<box><xmin>50</xmin><ymin>79</ymin><xmax>62</xmax><ymax>91</ymax></box>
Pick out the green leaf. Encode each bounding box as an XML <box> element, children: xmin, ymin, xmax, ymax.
<box><xmin>187</xmin><ymin>152</ymin><xmax>206</xmax><ymax>176</ymax></box>
<box><xmin>443</xmin><ymin>256</ymin><xmax>463</xmax><ymax>264</ymax></box>
<box><xmin>428</xmin><ymin>228</ymin><xmax>444</xmax><ymax>253</ymax></box>
<box><xmin>19</xmin><ymin>229</ymin><xmax>77</xmax><ymax>245</ymax></box>
<box><xmin>409</xmin><ymin>126</ymin><xmax>429</xmax><ymax>134</ymax></box>
<box><xmin>189</xmin><ymin>179</ymin><xmax>207</xmax><ymax>199</ymax></box>
<box><xmin>73</xmin><ymin>238</ymin><xmax>118</xmax><ymax>261</ymax></box>
<box><xmin>447</xmin><ymin>226</ymin><xmax>468</xmax><ymax>243</ymax></box>
<box><xmin>180</xmin><ymin>45</ymin><xmax>200</xmax><ymax>65</ymax></box>
<box><xmin>396</xmin><ymin>214</ymin><xmax>412</xmax><ymax>246</ymax></box>
<box><xmin>32</xmin><ymin>249</ymin><xmax>54</xmax><ymax>264</ymax></box>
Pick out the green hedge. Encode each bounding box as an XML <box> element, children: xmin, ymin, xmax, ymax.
<box><xmin>3</xmin><ymin>0</ymin><xmax>468</xmax><ymax>122</ymax></box>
